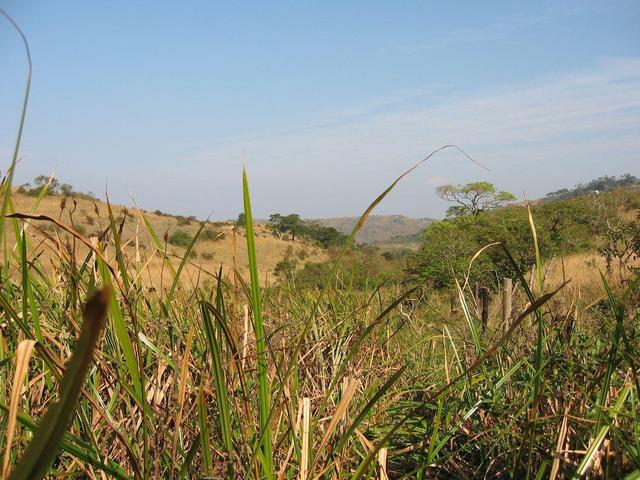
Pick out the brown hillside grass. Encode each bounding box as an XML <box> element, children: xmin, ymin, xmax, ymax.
<box><xmin>8</xmin><ymin>191</ymin><xmax>327</xmax><ymax>285</ymax></box>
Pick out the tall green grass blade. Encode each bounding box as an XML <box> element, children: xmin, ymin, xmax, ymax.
<box><xmin>106</xmin><ymin>198</ymin><xmax>132</xmax><ymax>293</ymax></box>
<box><xmin>526</xmin><ymin>206</ymin><xmax>545</xmax><ymax>412</ymax></box>
<box><xmin>197</xmin><ymin>384</ymin><xmax>213</xmax><ymax>475</ymax></box>
<box><xmin>242</xmin><ymin>167</ymin><xmax>274</xmax><ymax>478</ymax></box>
<box><xmin>97</xmin><ymin>258</ymin><xmax>143</xmax><ymax>400</ymax></box>
<box><xmin>200</xmin><ymin>300</ymin><xmax>234</xmax><ymax>472</ymax></box>
<box><xmin>179</xmin><ymin>431</ymin><xmax>201</xmax><ymax>479</ymax></box>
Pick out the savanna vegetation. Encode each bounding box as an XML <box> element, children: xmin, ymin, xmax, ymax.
<box><xmin>0</xmin><ymin>12</ymin><xmax>639</xmax><ymax>480</ymax></box>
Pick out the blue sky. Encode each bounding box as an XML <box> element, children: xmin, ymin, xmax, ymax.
<box><xmin>1</xmin><ymin>1</ymin><xmax>639</xmax><ymax>219</ymax></box>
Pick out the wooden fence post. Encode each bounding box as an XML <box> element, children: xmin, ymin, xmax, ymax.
<box><xmin>502</xmin><ymin>278</ymin><xmax>512</xmax><ymax>331</ymax></box>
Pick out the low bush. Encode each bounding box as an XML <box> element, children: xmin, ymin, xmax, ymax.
<box><xmin>168</xmin><ymin>229</ymin><xmax>193</xmax><ymax>248</ymax></box>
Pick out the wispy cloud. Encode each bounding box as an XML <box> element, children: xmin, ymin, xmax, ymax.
<box><xmin>133</xmin><ymin>58</ymin><xmax>640</xmax><ymax>218</ymax></box>
<box><xmin>383</xmin><ymin>1</ymin><xmax>634</xmax><ymax>53</ymax></box>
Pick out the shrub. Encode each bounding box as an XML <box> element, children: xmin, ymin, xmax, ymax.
<box><xmin>294</xmin><ymin>261</ymin><xmax>332</xmax><ymax>288</ymax></box>
<box><xmin>168</xmin><ymin>229</ymin><xmax>193</xmax><ymax>248</ymax></box>
<box><xmin>201</xmin><ymin>251</ymin><xmax>214</xmax><ymax>261</ymax></box>
<box><xmin>274</xmin><ymin>256</ymin><xmax>298</xmax><ymax>279</ymax></box>
<box><xmin>200</xmin><ymin>228</ymin><xmax>224</xmax><ymax>241</ymax></box>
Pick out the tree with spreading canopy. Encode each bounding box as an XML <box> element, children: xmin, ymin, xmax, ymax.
<box><xmin>267</xmin><ymin>213</ymin><xmax>303</xmax><ymax>240</ymax></box>
<box><xmin>436</xmin><ymin>181</ymin><xmax>516</xmax><ymax>217</ymax></box>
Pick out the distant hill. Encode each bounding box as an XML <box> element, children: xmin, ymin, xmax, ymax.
<box><xmin>545</xmin><ymin>174</ymin><xmax>640</xmax><ymax>201</ymax></box>
<box><xmin>313</xmin><ymin>215</ymin><xmax>434</xmax><ymax>245</ymax></box>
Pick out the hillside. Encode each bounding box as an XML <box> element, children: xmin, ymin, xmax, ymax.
<box><xmin>313</xmin><ymin>214</ymin><xmax>433</xmax><ymax>244</ymax></box>
<box><xmin>9</xmin><ymin>191</ymin><xmax>327</xmax><ymax>284</ymax></box>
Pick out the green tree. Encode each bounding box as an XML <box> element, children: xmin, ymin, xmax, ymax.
<box><xmin>32</xmin><ymin>175</ymin><xmax>59</xmax><ymax>195</ymax></box>
<box><xmin>408</xmin><ymin>197</ymin><xmax>603</xmax><ymax>289</ymax></box>
<box><xmin>267</xmin><ymin>213</ymin><xmax>303</xmax><ymax>240</ymax></box>
<box><xmin>437</xmin><ymin>181</ymin><xmax>516</xmax><ymax>217</ymax></box>
<box><xmin>590</xmin><ymin>192</ymin><xmax>640</xmax><ymax>282</ymax></box>
<box><xmin>235</xmin><ymin>212</ymin><xmax>246</xmax><ymax>226</ymax></box>
<box><xmin>303</xmin><ymin>223</ymin><xmax>347</xmax><ymax>248</ymax></box>
<box><xmin>59</xmin><ymin>183</ymin><xmax>73</xmax><ymax>196</ymax></box>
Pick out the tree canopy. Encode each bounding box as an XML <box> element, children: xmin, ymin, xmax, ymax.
<box><xmin>266</xmin><ymin>213</ymin><xmax>347</xmax><ymax>247</ymax></box>
<box><xmin>267</xmin><ymin>213</ymin><xmax>304</xmax><ymax>240</ymax></box>
<box><xmin>436</xmin><ymin>181</ymin><xmax>516</xmax><ymax>217</ymax></box>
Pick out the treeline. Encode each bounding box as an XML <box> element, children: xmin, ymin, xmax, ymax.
<box><xmin>261</xmin><ymin>213</ymin><xmax>398</xmax><ymax>288</ymax></box>
<box><xmin>545</xmin><ymin>173</ymin><xmax>639</xmax><ymax>201</ymax></box>
<box><xmin>407</xmin><ymin>189</ymin><xmax>640</xmax><ymax>289</ymax></box>
<box><xmin>17</xmin><ymin>175</ymin><xmax>96</xmax><ymax>200</ymax></box>
<box><xmin>273</xmin><ymin>179</ymin><xmax>640</xmax><ymax>292</ymax></box>
<box><xmin>262</xmin><ymin>213</ymin><xmax>348</xmax><ymax>248</ymax></box>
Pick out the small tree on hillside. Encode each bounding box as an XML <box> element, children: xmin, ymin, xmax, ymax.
<box><xmin>60</xmin><ymin>183</ymin><xmax>74</xmax><ymax>196</ymax></box>
<box><xmin>437</xmin><ymin>181</ymin><xmax>515</xmax><ymax>217</ymax></box>
<box><xmin>33</xmin><ymin>175</ymin><xmax>60</xmax><ymax>195</ymax></box>
<box><xmin>267</xmin><ymin>213</ymin><xmax>303</xmax><ymax>240</ymax></box>
<box><xmin>235</xmin><ymin>212</ymin><xmax>246</xmax><ymax>227</ymax></box>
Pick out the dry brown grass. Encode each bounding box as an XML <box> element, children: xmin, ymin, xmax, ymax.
<box><xmin>8</xmin><ymin>191</ymin><xmax>327</xmax><ymax>285</ymax></box>
<box><xmin>544</xmin><ymin>251</ymin><xmax>638</xmax><ymax>299</ymax></box>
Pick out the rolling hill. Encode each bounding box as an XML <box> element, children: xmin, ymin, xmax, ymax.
<box><xmin>312</xmin><ymin>215</ymin><xmax>434</xmax><ymax>245</ymax></box>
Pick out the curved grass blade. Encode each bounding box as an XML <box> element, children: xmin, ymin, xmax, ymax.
<box><xmin>0</xmin><ymin>9</ymin><xmax>31</xmax><ymax>251</ymax></box>
<box><xmin>9</xmin><ymin>287</ymin><xmax>110</xmax><ymax>480</ymax></box>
